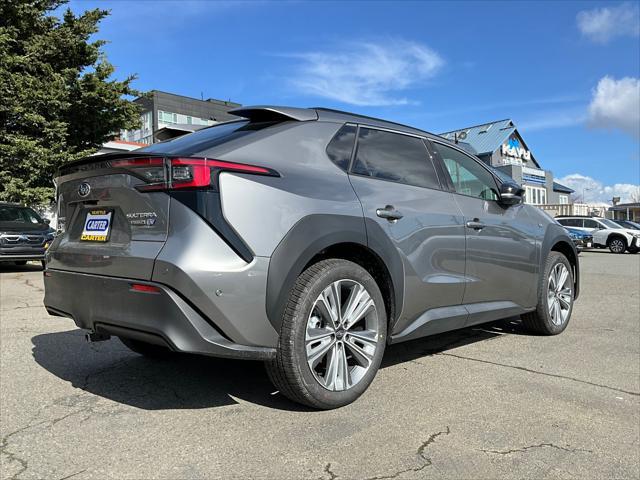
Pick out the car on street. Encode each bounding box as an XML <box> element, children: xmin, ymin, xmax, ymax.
<box><xmin>0</xmin><ymin>202</ymin><xmax>55</xmax><ymax>267</ymax></box>
<box><xmin>43</xmin><ymin>106</ymin><xmax>579</xmax><ymax>409</ymax></box>
<box><xmin>563</xmin><ymin>226</ymin><xmax>593</xmax><ymax>252</ymax></box>
<box><xmin>556</xmin><ymin>216</ymin><xmax>640</xmax><ymax>254</ymax></box>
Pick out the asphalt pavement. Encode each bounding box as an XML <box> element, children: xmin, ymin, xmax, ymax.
<box><xmin>1</xmin><ymin>251</ymin><xmax>638</xmax><ymax>479</ymax></box>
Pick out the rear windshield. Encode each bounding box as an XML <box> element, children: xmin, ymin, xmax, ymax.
<box><xmin>139</xmin><ymin>120</ymin><xmax>276</xmax><ymax>156</ymax></box>
<box><xmin>0</xmin><ymin>206</ymin><xmax>44</xmax><ymax>225</ymax></box>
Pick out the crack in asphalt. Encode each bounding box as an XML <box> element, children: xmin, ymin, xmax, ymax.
<box><xmin>0</xmin><ymin>357</ymin><xmax>138</xmax><ymax>479</ymax></box>
<box><xmin>322</xmin><ymin>427</ymin><xmax>451</xmax><ymax>480</ymax></box>
<box><xmin>323</xmin><ymin>463</ymin><xmax>338</xmax><ymax>480</ymax></box>
<box><xmin>58</xmin><ymin>468</ymin><xmax>88</xmax><ymax>480</ymax></box>
<box><xmin>22</xmin><ymin>277</ymin><xmax>44</xmax><ymax>293</ymax></box>
<box><xmin>480</xmin><ymin>442</ymin><xmax>593</xmax><ymax>455</ymax></box>
<box><xmin>438</xmin><ymin>352</ymin><xmax>640</xmax><ymax>397</ymax></box>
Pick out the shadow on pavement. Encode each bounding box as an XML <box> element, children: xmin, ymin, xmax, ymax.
<box><xmin>0</xmin><ymin>262</ymin><xmax>44</xmax><ymax>273</ymax></box>
<box><xmin>31</xmin><ymin>317</ymin><xmax>532</xmax><ymax>411</ymax></box>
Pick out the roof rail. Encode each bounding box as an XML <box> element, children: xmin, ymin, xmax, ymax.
<box><xmin>228</xmin><ymin>106</ymin><xmax>318</xmax><ymax>122</ymax></box>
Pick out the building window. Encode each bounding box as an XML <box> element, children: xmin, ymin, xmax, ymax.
<box><xmin>559</xmin><ymin>194</ymin><xmax>569</xmax><ymax>204</ymax></box>
<box><xmin>525</xmin><ymin>185</ymin><xmax>547</xmax><ymax>205</ymax></box>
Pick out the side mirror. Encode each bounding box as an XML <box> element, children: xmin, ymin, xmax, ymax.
<box><xmin>44</xmin><ymin>219</ymin><xmax>51</xmax><ymax>225</ymax></box>
<box><xmin>499</xmin><ymin>181</ymin><xmax>524</xmax><ymax>206</ymax></box>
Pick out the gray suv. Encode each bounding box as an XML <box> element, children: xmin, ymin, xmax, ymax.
<box><xmin>44</xmin><ymin>106</ymin><xmax>579</xmax><ymax>409</ymax></box>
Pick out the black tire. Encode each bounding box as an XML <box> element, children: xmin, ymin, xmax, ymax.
<box><xmin>119</xmin><ymin>337</ymin><xmax>173</xmax><ymax>358</ymax></box>
<box><xmin>521</xmin><ymin>252</ymin><xmax>574</xmax><ymax>335</ymax></box>
<box><xmin>266</xmin><ymin>259</ymin><xmax>387</xmax><ymax>410</ymax></box>
<box><xmin>14</xmin><ymin>260</ymin><xmax>27</xmax><ymax>266</ymax></box>
<box><xmin>607</xmin><ymin>236</ymin><xmax>627</xmax><ymax>254</ymax></box>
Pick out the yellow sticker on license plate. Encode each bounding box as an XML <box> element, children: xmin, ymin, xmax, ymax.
<box><xmin>81</xmin><ymin>210</ymin><xmax>112</xmax><ymax>242</ymax></box>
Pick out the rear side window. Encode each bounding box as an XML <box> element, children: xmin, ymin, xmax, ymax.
<box><xmin>326</xmin><ymin>124</ymin><xmax>357</xmax><ymax>171</ymax></box>
<box><xmin>352</xmin><ymin>128</ymin><xmax>440</xmax><ymax>189</ymax></box>
<box><xmin>139</xmin><ymin>120</ymin><xmax>274</xmax><ymax>155</ymax></box>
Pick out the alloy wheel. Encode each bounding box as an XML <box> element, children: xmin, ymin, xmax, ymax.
<box><xmin>610</xmin><ymin>239</ymin><xmax>625</xmax><ymax>253</ymax></box>
<box><xmin>547</xmin><ymin>263</ymin><xmax>572</xmax><ymax>326</ymax></box>
<box><xmin>305</xmin><ymin>279</ymin><xmax>379</xmax><ymax>391</ymax></box>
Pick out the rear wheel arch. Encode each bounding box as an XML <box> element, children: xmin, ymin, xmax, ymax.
<box><xmin>266</xmin><ymin>214</ymin><xmax>403</xmax><ymax>334</ymax></box>
<box><xmin>303</xmin><ymin>242</ymin><xmax>397</xmax><ymax>332</ymax></box>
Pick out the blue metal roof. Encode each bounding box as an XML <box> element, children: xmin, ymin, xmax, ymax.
<box><xmin>553</xmin><ymin>181</ymin><xmax>574</xmax><ymax>193</ymax></box>
<box><xmin>439</xmin><ymin>119</ymin><xmax>515</xmax><ymax>156</ymax></box>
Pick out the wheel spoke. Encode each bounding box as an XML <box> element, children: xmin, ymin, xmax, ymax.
<box><xmin>338</xmin><ymin>342</ymin><xmax>351</xmax><ymax>390</ymax></box>
<box><xmin>342</xmin><ymin>283</ymin><xmax>366</xmax><ymax>324</ymax></box>
<box><xmin>344</xmin><ymin>297</ymin><xmax>374</xmax><ymax>330</ymax></box>
<box><xmin>558</xmin><ymin>291</ymin><xmax>572</xmax><ymax>309</ymax></box>
<box><xmin>318</xmin><ymin>284</ymin><xmax>341</xmax><ymax>328</ymax></box>
<box><xmin>557</xmin><ymin>266</ymin><xmax>569</xmax><ymax>291</ymax></box>
<box><xmin>553</xmin><ymin>299</ymin><xmax>562</xmax><ymax>325</ymax></box>
<box><xmin>324</xmin><ymin>343</ymin><xmax>349</xmax><ymax>391</ymax></box>
<box><xmin>306</xmin><ymin>336</ymin><xmax>335</xmax><ymax>368</ymax></box>
<box><xmin>306</xmin><ymin>327</ymin><xmax>335</xmax><ymax>341</ymax></box>
<box><xmin>344</xmin><ymin>335</ymin><xmax>374</xmax><ymax>367</ymax></box>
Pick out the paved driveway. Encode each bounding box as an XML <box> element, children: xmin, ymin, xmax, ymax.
<box><xmin>1</xmin><ymin>251</ymin><xmax>638</xmax><ymax>479</ymax></box>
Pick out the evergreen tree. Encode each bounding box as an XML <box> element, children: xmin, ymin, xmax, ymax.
<box><xmin>0</xmin><ymin>0</ymin><xmax>141</xmax><ymax>205</ymax></box>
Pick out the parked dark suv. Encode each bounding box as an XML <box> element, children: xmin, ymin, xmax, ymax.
<box><xmin>44</xmin><ymin>106</ymin><xmax>579</xmax><ymax>409</ymax></box>
<box><xmin>0</xmin><ymin>202</ymin><xmax>55</xmax><ymax>267</ymax></box>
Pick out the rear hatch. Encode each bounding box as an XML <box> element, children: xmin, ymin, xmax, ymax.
<box><xmin>50</xmin><ymin>153</ymin><xmax>171</xmax><ymax>280</ymax></box>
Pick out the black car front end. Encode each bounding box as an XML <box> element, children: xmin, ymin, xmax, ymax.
<box><xmin>0</xmin><ymin>204</ymin><xmax>55</xmax><ymax>264</ymax></box>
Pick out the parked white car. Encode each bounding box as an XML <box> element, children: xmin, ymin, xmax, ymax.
<box><xmin>556</xmin><ymin>216</ymin><xmax>640</xmax><ymax>254</ymax></box>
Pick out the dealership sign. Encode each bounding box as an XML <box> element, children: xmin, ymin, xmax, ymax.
<box><xmin>501</xmin><ymin>137</ymin><xmax>531</xmax><ymax>161</ymax></box>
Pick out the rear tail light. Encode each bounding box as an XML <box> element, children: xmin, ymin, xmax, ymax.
<box><xmin>110</xmin><ymin>157</ymin><xmax>278</xmax><ymax>192</ymax></box>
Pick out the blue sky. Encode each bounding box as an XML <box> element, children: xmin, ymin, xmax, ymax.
<box><xmin>66</xmin><ymin>0</ymin><xmax>639</xmax><ymax>202</ymax></box>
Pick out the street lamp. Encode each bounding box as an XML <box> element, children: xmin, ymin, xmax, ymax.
<box><xmin>582</xmin><ymin>187</ymin><xmax>592</xmax><ymax>204</ymax></box>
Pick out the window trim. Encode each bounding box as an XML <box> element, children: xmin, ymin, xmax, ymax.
<box><xmin>428</xmin><ymin>139</ymin><xmax>501</xmax><ymax>202</ymax></box>
<box><xmin>348</xmin><ymin>124</ymin><xmax>445</xmax><ymax>192</ymax></box>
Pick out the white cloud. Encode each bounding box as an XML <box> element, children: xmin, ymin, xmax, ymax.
<box><xmin>518</xmin><ymin>109</ymin><xmax>586</xmax><ymax>132</ymax></box>
<box><xmin>588</xmin><ymin>76</ymin><xmax>640</xmax><ymax>138</ymax></box>
<box><xmin>558</xmin><ymin>174</ymin><xmax>640</xmax><ymax>204</ymax></box>
<box><xmin>286</xmin><ymin>40</ymin><xmax>444</xmax><ymax>106</ymax></box>
<box><xmin>576</xmin><ymin>2</ymin><xmax>640</xmax><ymax>43</ymax></box>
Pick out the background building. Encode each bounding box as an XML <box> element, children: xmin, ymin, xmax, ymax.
<box><xmin>439</xmin><ymin>119</ymin><xmax>573</xmax><ymax>207</ymax></box>
<box><xmin>120</xmin><ymin>90</ymin><xmax>241</xmax><ymax>145</ymax></box>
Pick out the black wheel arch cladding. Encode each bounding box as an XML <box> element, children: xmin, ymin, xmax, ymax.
<box><xmin>265</xmin><ymin>214</ymin><xmax>404</xmax><ymax>333</ymax></box>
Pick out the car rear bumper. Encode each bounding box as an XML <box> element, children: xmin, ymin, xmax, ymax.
<box><xmin>43</xmin><ymin>269</ymin><xmax>276</xmax><ymax>360</ymax></box>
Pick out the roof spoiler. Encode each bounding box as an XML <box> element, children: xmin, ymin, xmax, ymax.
<box><xmin>228</xmin><ymin>106</ymin><xmax>318</xmax><ymax>122</ymax></box>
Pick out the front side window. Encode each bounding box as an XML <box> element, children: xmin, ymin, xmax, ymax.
<box><xmin>352</xmin><ymin>128</ymin><xmax>440</xmax><ymax>189</ymax></box>
<box><xmin>326</xmin><ymin>124</ymin><xmax>356</xmax><ymax>171</ymax></box>
<box><xmin>432</xmin><ymin>142</ymin><xmax>498</xmax><ymax>200</ymax></box>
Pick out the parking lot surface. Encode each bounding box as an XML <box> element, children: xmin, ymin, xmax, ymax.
<box><xmin>1</xmin><ymin>251</ymin><xmax>639</xmax><ymax>480</ymax></box>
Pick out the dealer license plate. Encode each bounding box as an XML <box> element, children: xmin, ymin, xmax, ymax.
<box><xmin>81</xmin><ymin>209</ymin><xmax>113</xmax><ymax>242</ymax></box>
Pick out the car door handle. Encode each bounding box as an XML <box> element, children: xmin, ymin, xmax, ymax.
<box><xmin>465</xmin><ymin>219</ymin><xmax>485</xmax><ymax>230</ymax></box>
<box><xmin>376</xmin><ymin>205</ymin><xmax>404</xmax><ymax>221</ymax></box>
